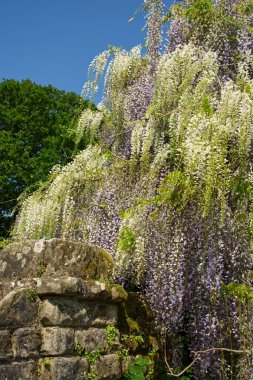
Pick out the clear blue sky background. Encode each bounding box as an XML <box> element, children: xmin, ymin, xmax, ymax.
<box><xmin>1</xmin><ymin>0</ymin><xmax>163</xmax><ymax>101</ymax></box>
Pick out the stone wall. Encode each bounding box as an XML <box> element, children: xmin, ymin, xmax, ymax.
<box><xmin>0</xmin><ymin>239</ymin><xmax>156</xmax><ymax>380</ymax></box>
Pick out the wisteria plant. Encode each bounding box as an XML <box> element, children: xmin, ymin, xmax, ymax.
<box><xmin>13</xmin><ymin>1</ymin><xmax>253</xmax><ymax>379</ymax></box>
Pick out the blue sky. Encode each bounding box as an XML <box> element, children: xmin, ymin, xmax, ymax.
<box><xmin>1</xmin><ymin>0</ymin><xmax>153</xmax><ymax>99</ymax></box>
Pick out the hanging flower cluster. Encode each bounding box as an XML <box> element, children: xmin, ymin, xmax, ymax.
<box><xmin>167</xmin><ymin>0</ymin><xmax>253</xmax><ymax>81</ymax></box>
<box><xmin>146</xmin><ymin>0</ymin><xmax>163</xmax><ymax>63</ymax></box>
<box><xmin>13</xmin><ymin>1</ymin><xmax>253</xmax><ymax>378</ymax></box>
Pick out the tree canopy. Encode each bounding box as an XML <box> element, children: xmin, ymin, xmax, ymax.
<box><xmin>0</xmin><ymin>79</ymin><xmax>92</xmax><ymax>238</ymax></box>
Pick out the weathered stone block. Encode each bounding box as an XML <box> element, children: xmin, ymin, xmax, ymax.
<box><xmin>91</xmin><ymin>354</ymin><xmax>122</xmax><ymax>380</ymax></box>
<box><xmin>42</xmin><ymin>239</ymin><xmax>113</xmax><ymax>279</ymax></box>
<box><xmin>0</xmin><ymin>240</ymin><xmax>42</xmax><ymax>280</ymax></box>
<box><xmin>39</xmin><ymin>297</ymin><xmax>91</xmax><ymax>327</ymax></box>
<box><xmin>35</xmin><ymin>277</ymin><xmax>113</xmax><ymax>301</ymax></box>
<box><xmin>12</xmin><ymin>328</ymin><xmax>41</xmax><ymax>358</ymax></box>
<box><xmin>38</xmin><ymin>357</ymin><xmax>88</xmax><ymax>380</ymax></box>
<box><xmin>39</xmin><ymin>297</ymin><xmax>118</xmax><ymax>327</ymax></box>
<box><xmin>0</xmin><ymin>289</ymin><xmax>39</xmax><ymax>327</ymax></box>
<box><xmin>36</xmin><ymin>276</ymin><xmax>83</xmax><ymax>296</ymax></box>
<box><xmin>0</xmin><ymin>281</ymin><xmax>14</xmax><ymax>301</ymax></box>
<box><xmin>0</xmin><ymin>330</ymin><xmax>12</xmax><ymax>359</ymax></box>
<box><xmin>0</xmin><ymin>279</ymin><xmax>39</xmax><ymax>301</ymax></box>
<box><xmin>0</xmin><ymin>239</ymin><xmax>113</xmax><ymax>280</ymax></box>
<box><xmin>75</xmin><ymin>327</ymin><xmax>119</xmax><ymax>353</ymax></box>
<box><xmin>91</xmin><ymin>303</ymin><xmax>118</xmax><ymax>327</ymax></box>
<box><xmin>41</xmin><ymin>327</ymin><xmax>74</xmax><ymax>355</ymax></box>
<box><xmin>0</xmin><ymin>361</ymin><xmax>38</xmax><ymax>380</ymax></box>
<box><xmin>1</xmin><ymin>277</ymin><xmax>127</xmax><ymax>303</ymax></box>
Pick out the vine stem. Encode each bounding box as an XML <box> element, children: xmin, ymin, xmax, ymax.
<box><xmin>192</xmin><ymin>347</ymin><xmax>252</xmax><ymax>355</ymax></box>
<box><xmin>164</xmin><ymin>344</ymin><xmax>252</xmax><ymax>378</ymax></box>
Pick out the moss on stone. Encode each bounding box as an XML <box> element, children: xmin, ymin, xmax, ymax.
<box><xmin>84</xmin><ymin>259</ymin><xmax>99</xmax><ymax>279</ymax></box>
<box><xmin>112</xmin><ymin>284</ymin><xmax>128</xmax><ymax>300</ymax></box>
<box><xmin>148</xmin><ymin>336</ymin><xmax>159</xmax><ymax>352</ymax></box>
<box><xmin>100</xmin><ymin>248</ymin><xmax>114</xmax><ymax>266</ymax></box>
<box><xmin>126</xmin><ymin>317</ymin><xmax>141</xmax><ymax>334</ymax></box>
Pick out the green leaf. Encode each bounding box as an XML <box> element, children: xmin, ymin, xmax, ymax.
<box><xmin>134</xmin><ymin>357</ymin><xmax>152</xmax><ymax>367</ymax></box>
<box><xmin>127</xmin><ymin>364</ymin><xmax>145</xmax><ymax>379</ymax></box>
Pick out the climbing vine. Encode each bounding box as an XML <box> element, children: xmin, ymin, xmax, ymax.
<box><xmin>13</xmin><ymin>1</ymin><xmax>253</xmax><ymax>378</ymax></box>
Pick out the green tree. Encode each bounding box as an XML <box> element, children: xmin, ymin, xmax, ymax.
<box><xmin>0</xmin><ymin>79</ymin><xmax>91</xmax><ymax>238</ymax></box>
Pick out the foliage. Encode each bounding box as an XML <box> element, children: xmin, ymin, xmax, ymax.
<box><xmin>75</xmin><ymin>328</ymin><xmax>152</xmax><ymax>380</ymax></box>
<box><xmin>74</xmin><ymin>341</ymin><xmax>101</xmax><ymax>364</ymax></box>
<box><xmin>124</xmin><ymin>357</ymin><xmax>152</xmax><ymax>380</ymax></box>
<box><xmin>105</xmin><ymin>324</ymin><xmax>147</xmax><ymax>363</ymax></box>
<box><xmin>156</xmin><ymin>171</ymin><xmax>195</xmax><ymax>210</ymax></box>
<box><xmin>0</xmin><ymin>79</ymin><xmax>92</xmax><ymax>238</ymax></box>
<box><xmin>120</xmin><ymin>333</ymin><xmax>145</xmax><ymax>352</ymax></box>
<box><xmin>221</xmin><ymin>282</ymin><xmax>253</xmax><ymax>302</ymax></box>
<box><xmin>36</xmin><ymin>258</ymin><xmax>47</xmax><ymax>277</ymax></box>
<box><xmin>41</xmin><ymin>357</ymin><xmax>51</xmax><ymax>368</ymax></box>
<box><xmin>13</xmin><ymin>1</ymin><xmax>253</xmax><ymax>378</ymax></box>
<box><xmin>74</xmin><ymin>341</ymin><xmax>100</xmax><ymax>380</ymax></box>
<box><xmin>0</xmin><ymin>237</ymin><xmax>11</xmax><ymax>249</ymax></box>
<box><xmin>26</xmin><ymin>287</ymin><xmax>37</xmax><ymax>302</ymax></box>
<box><xmin>106</xmin><ymin>324</ymin><xmax>118</xmax><ymax>349</ymax></box>
<box><xmin>118</xmin><ymin>227</ymin><xmax>136</xmax><ymax>252</ymax></box>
